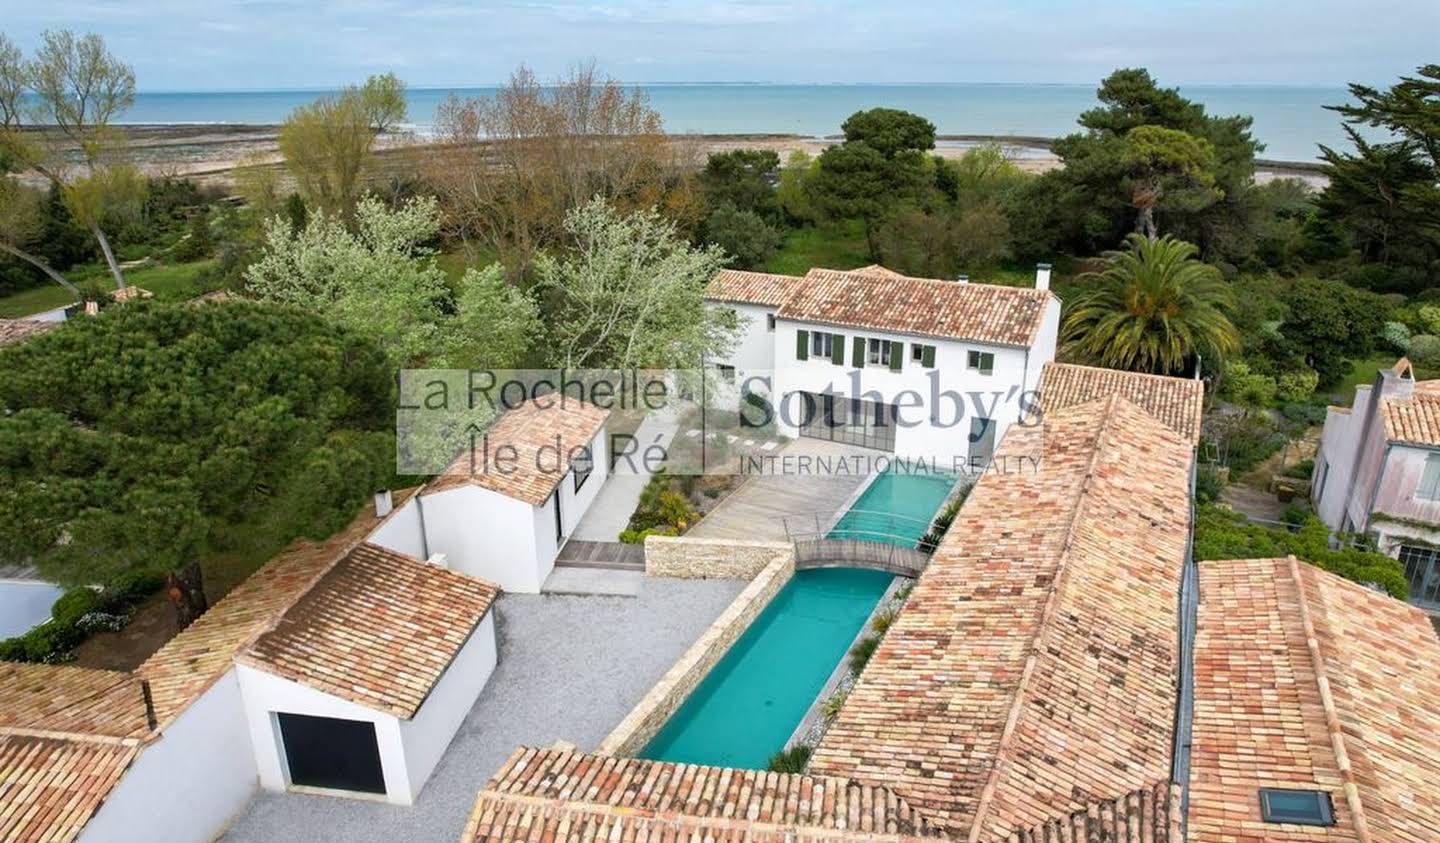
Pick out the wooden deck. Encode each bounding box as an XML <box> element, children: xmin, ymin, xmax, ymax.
<box><xmin>686</xmin><ymin>439</ymin><xmax>875</xmax><ymax>542</ymax></box>
<box><xmin>555</xmin><ymin>540</ymin><xmax>645</xmax><ymax>571</ymax></box>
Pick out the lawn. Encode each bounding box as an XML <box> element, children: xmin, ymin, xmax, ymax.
<box><xmin>0</xmin><ymin>259</ymin><xmax>216</xmax><ymax>318</ymax></box>
<box><xmin>1320</xmin><ymin>354</ymin><xmax>1436</xmax><ymax>404</ymax></box>
<box><xmin>765</xmin><ymin>220</ymin><xmax>872</xmax><ymax>275</ymax></box>
<box><xmin>436</xmin><ymin>245</ymin><xmax>500</xmax><ymax>281</ymax></box>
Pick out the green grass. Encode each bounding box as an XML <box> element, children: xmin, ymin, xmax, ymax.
<box><xmin>436</xmin><ymin>246</ymin><xmax>500</xmax><ymax>282</ymax></box>
<box><xmin>0</xmin><ymin>259</ymin><xmax>216</xmax><ymax>318</ymax></box>
<box><xmin>1321</xmin><ymin>354</ymin><xmax>1438</xmax><ymax>405</ymax></box>
<box><xmin>765</xmin><ymin>220</ymin><xmax>872</xmax><ymax>275</ymax></box>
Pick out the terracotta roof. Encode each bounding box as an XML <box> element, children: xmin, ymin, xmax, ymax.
<box><xmin>988</xmin><ymin>782</ymin><xmax>1182</xmax><ymax>843</ymax></box>
<box><xmin>1190</xmin><ymin>557</ymin><xmax>1440</xmax><ymax>843</ymax></box>
<box><xmin>1038</xmin><ymin>362</ymin><xmax>1205</xmax><ymax>444</ymax></box>
<box><xmin>426</xmin><ymin>398</ymin><xmax>610</xmax><ymax>506</ymax></box>
<box><xmin>135</xmin><ymin>488</ymin><xmax>417</xmax><ymax>727</ymax></box>
<box><xmin>705</xmin><ymin>269</ymin><xmax>804</xmax><ymax>308</ymax></box>
<box><xmin>0</xmin><ymin>319</ymin><xmax>58</xmax><ymax>347</ymax></box>
<box><xmin>0</xmin><ymin>664</ymin><xmax>150</xmax><ymax>742</ymax></box>
<box><xmin>0</xmin><ymin>736</ymin><xmax>137</xmax><ymax>843</ymax></box>
<box><xmin>854</xmin><ymin>264</ymin><xmax>906</xmax><ymax>278</ymax></box>
<box><xmin>1380</xmin><ymin>390</ymin><xmax>1440</xmax><ymax>447</ymax></box>
<box><xmin>809</xmin><ymin>395</ymin><xmax>1193</xmax><ymax>838</ymax></box>
<box><xmin>776</xmin><ymin>268</ymin><xmax>1053</xmax><ymax>347</ymax></box>
<box><xmin>106</xmin><ymin>286</ymin><xmax>152</xmax><ymax>303</ymax></box>
<box><xmin>240</xmin><ymin>543</ymin><xmax>499</xmax><ymax>718</ymax></box>
<box><xmin>460</xmin><ymin>746</ymin><xmax>943</xmax><ymax>842</ymax></box>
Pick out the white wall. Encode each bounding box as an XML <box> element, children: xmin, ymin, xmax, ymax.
<box><xmin>398</xmin><ymin>612</ymin><xmax>498</xmax><ymax>799</ymax></box>
<box><xmin>769</xmin><ymin>319</ymin><xmax>1034</xmax><ymax>465</ymax></box>
<box><xmin>367</xmin><ymin>497</ymin><xmax>426</xmax><ymax>559</ymax></box>
<box><xmin>712</xmin><ymin>302</ymin><xmax>778</xmax><ymax>376</ymax></box>
<box><xmin>235</xmin><ymin>663</ymin><xmax>413</xmax><ymax>805</ymax></box>
<box><xmin>1023</xmin><ymin>298</ymin><xmax>1062</xmax><ymax>394</ymax></box>
<box><xmin>1314</xmin><ymin>389</ymin><xmax>1369</xmax><ymax>530</ymax></box>
<box><xmin>418</xmin><ymin>485</ymin><xmax>540</xmax><ymax>592</ymax></box>
<box><xmin>80</xmin><ymin>671</ymin><xmax>257</xmax><ymax>843</ymax></box>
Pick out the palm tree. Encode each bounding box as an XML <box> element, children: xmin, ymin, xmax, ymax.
<box><xmin>1062</xmin><ymin>234</ymin><xmax>1238</xmax><ymax>375</ymax></box>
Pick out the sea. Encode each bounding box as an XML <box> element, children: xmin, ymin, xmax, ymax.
<box><xmin>118</xmin><ymin>83</ymin><xmax>1371</xmax><ymax>163</ymax></box>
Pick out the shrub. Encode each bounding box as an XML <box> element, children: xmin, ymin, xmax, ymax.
<box><xmin>1383</xmin><ymin>321</ymin><xmax>1413</xmax><ymax>353</ymax></box>
<box><xmin>1213</xmin><ymin>413</ymin><xmax>1287</xmax><ymax>473</ymax></box>
<box><xmin>1279</xmin><ymin>402</ymin><xmax>1328</xmax><ymax>426</ymax></box>
<box><xmin>1192</xmin><ymin>505</ymin><xmax>1408</xmax><ymax>598</ymax></box>
<box><xmin>870</xmin><ymin>607</ymin><xmax>897</xmax><ymax>634</ymax></box>
<box><xmin>821</xmin><ymin>690</ymin><xmax>848</xmax><ymax>724</ymax></box>
<box><xmin>1194</xmin><ymin>463</ymin><xmax>1226</xmax><ymax>505</ymax></box>
<box><xmin>1275</xmin><ymin>369</ymin><xmax>1319</xmax><ymax>403</ymax></box>
<box><xmin>50</xmin><ymin>588</ymin><xmax>103</xmax><ymax>627</ymax></box>
<box><xmin>704</xmin><ymin>204</ymin><xmax>782</xmax><ymax>271</ymax></box>
<box><xmin>619</xmin><ymin>526</ymin><xmax>675</xmax><ymax>544</ymax></box>
<box><xmin>848</xmin><ymin>635</ymin><xmax>880</xmax><ymax>675</ymax></box>
<box><xmin>767</xmin><ymin>744</ymin><xmax>813</xmax><ymax>773</ymax></box>
<box><xmin>1282</xmin><ymin>458</ymin><xmax>1314</xmax><ymax>480</ymax></box>
<box><xmin>1408</xmin><ymin>334</ymin><xmax>1440</xmax><ymax>367</ymax></box>
<box><xmin>1222</xmin><ymin>361</ymin><xmax>1276</xmax><ymax>409</ymax></box>
<box><xmin>76</xmin><ymin>612</ymin><xmax>129</xmax><ymax>633</ymax></box>
<box><xmin>107</xmin><ymin>570</ymin><xmax>166</xmax><ymax>603</ymax></box>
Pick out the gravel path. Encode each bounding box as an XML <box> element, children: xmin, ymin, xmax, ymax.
<box><xmin>222</xmin><ymin>577</ymin><xmax>745</xmax><ymax>843</ymax></box>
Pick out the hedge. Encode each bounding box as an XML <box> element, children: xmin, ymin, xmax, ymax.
<box><xmin>0</xmin><ymin>570</ymin><xmax>166</xmax><ymax>664</ymax></box>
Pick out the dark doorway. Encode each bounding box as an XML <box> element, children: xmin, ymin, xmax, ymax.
<box><xmin>552</xmin><ymin>490</ymin><xmax>564</xmax><ymax>543</ymax></box>
<box><xmin>277</xmin><ymin>712</ymin><xmax>386</xmax><ymax>795</ymax></box>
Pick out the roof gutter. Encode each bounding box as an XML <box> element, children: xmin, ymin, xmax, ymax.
<box><xmin>1170</xmin><ymin>453</ymin><xmax>1199</xmax><ymax>837</ymax></box>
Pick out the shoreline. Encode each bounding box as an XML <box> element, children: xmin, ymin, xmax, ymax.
<box><xmin>22</xmin><ymin>123</ymin><xmax>1328</xmax><ymax>187</ymax></box>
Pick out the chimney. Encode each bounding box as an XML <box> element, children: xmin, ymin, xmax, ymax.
<box><xmin>1035</xmin><ymin>263</ymin><xmax>1052</xmax><ymax>292</ymax></box>
<box><xmin>956</xmin><ymin>274</ymin><xmax>969</xmax><ymax>284</ymax></box>
<box><xmin>374</xmin><ymin>489</ymin><xmax>393</xmax><ymax>518</ymax></box>
<box><xmin>426</xmin><ymin>552</ymin><xmax>449</xmax><ymax>568</ymax></box>
<box><xmin>84</xmin><ymin>301</ymin><xmax>99</xmax><ymax>316</ymax></box>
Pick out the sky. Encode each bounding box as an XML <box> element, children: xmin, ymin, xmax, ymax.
<box><xmin>4</xmin><ymin>0</ymin><xmax>1436</xmax><ymax>91</ymax></box>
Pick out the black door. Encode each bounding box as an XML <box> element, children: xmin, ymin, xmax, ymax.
<box><xmin>277</xmin><ymin>712</ymin><xmax>386</xmax><ymax>795</ymax></box>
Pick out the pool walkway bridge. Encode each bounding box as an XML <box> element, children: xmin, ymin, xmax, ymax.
<box><xmin>785</xmin><ymin>508</ymin><xmax>937</xmax><ymax>579</ymax></box>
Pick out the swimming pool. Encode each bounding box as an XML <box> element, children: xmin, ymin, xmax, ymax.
<box><xmin>827</xmin><ymin>469</ymin><xmax>959</xmax><ymax>547</ymax></box>
<box><xmin>640</xmin><ymin>567</ymin><xmax>893</xmax><ymax>769</ymax></box>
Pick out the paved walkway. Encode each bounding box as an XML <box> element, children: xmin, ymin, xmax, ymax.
<box><xmin>222</xmin><ymin>577</ymin><xmax>745</xmax><ymax>843</ymax></box>
<box><xmin>571</xmin><ymin>408</ymin><xmax>681</xmax><ymax>541</ymax></box>
<box><xmin>687</xmin><ymin>439</ymin><xmax>874</xmax><ymax>542</ymax></box>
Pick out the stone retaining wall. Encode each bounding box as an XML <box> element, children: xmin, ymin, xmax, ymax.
<box><xmin>645</xmin><ymin>535</ymin><xmax>795</xmax><ymax>579</ymax></box>
<box><xmin>596</xmin><ymin>552</ymin><xmax>794</xmax><ymax>757</ymax></box>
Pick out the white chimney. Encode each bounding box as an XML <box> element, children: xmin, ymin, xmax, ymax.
<box><xmin>426</xmin><ymin>552</ymin><xmax>449</xmax><ymax>568</ymax></box>
<box><xmin>373</xmin><ymin>489</ymin><xmax>393</xmax><ymax>517</ymax></box>
<box><xmin>84</xmin><ymin>301</ymin><xmax>99</xmax><ymax>316</ymax></box>
<box><xmin>1035</xmin><ymin>263</ymin><xmax>1052</xmax><ymax>292</ymax></box>
<box><xmin>956</xmin><ymin>274</ymin><xmax>969</xmax><ymax>284</ymax></box>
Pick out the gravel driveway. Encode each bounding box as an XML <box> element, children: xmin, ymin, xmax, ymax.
<box><xmin>221</xmin><ymin>577</ymin><xmax>745</xmax><ymax>843</ymax></box>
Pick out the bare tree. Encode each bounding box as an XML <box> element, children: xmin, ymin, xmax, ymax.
<box><xmin>425</xmin><ymin>62</ymin><xmax>701</xmax><ymax>272</ymax></box>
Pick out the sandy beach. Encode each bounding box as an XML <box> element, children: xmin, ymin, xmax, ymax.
<box><xmin>31</xmin><ymin>123</ymin><xmax>1328</xmax><ymax>189</ymax></box>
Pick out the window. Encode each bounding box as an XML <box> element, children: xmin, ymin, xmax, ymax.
<box><xmin>912</xmin><ymin>343</ymin><xmax>936</xmax><ymax>367</ymax></box>
<box><xmin>1417</xmin><ymin>454</ymin><xmax>1440</xmax><ymax>501</ymax></box>
<box><xmin>572</xmin><ymin>447</ymin><xmax>594</xmax><ymax>493</ymax></box>
<box><xmin>717</xmin><ymin>364</ymin><xmax>735</xmax><ymax>382</ymax></box>
<box><xmin>967</xmin><ymin>350</ymin><xmax>995</xmax><ymax>375</ymax></box>
<box><xmin>1398</xmin><ymin>544</ymin><xmax>1440</xmax><ymax>606</ymax></box>
<box><xmin>811</xmin><ymin>331</ymin><xmax>834</xmax><ymax>359</ymax></box>
<box><xmin>766</xmin><ymin>313</ymin><xmax>776</xmax><ymax>332</ymax></box>
<box><xmin>1258</xmin><ymin>789</ymin><xmax>1335</xmax><ymax>827</ymax></box>
<box><xmin>867</xmin><ymin>338</ymin><xmax>892</xmax><ymax>367</ymax></box>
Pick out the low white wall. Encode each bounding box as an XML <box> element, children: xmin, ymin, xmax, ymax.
<box><xmin>80</xmin><ymin>671</ymin><xmax>257</xmax><ymax>843</ymax></box>
<box><xmin>423</xmin><ymin>485</ymin><xmax>543</xmax><ymax>593</ymax></box>
<box><xmin>398</xmin><ymin>612</ymin><xmax>498</xmax><ymax>800</ymax></box>
<box><xmin>367</xmin><ymin>497</ymin><xmax>426</xmax><ymax>559</ymax></box>
<box><xmin>235</xmin><ymin>663</ymin><xmax>412</xmax><ymax>805</ymax></box>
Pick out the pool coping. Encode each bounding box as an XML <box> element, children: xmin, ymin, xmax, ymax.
<box><xmin>783</xmin><ymin>574</ymin><xmax>905</xmax><ymax>753</ymax></box>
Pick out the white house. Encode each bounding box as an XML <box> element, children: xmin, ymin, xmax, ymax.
<box><xmin>0</xmin><ymin>492</ymin><xmax>503</xmax><ymax>842</ymax></box>
<box><xmin>1313</xmin><ymin>357</ymin><xmax>1440</xmax><ymax>612</ymax></box>
<box><xmin>370</xmin><ymin>397</ymin><xmax>611</xmax><ymax>593</ymax></box>
<box><xmin>706</xmin><ymin>264</ymin><xmax>1060</xmax><ymax>466</ymax></box>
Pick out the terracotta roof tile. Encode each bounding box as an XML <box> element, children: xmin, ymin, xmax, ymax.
<box><xmin>426</xmin><ymin>398</ymin><xmax>609</xmax><ymax>506</ymax></box>
<box><xmin>1380</xmin><ymin>390</ymin><xmax>1440</xmax><ymax>447</ymax></box>
<box><xmin>135</xmin><ymin>488</ymin><xmax>418</xmax><ymax>727</ymax></box>
<box><xmin>705</xmin><ymin>269</ymin><xmax>804</xmax><ymax>307</ymax></box>
<box><xmin>1191</xmin><ymin>557</ymin><xmax>1440</xmax><ymax>843</ymax></box>
<box><xmin>240</xmin><ymin>543</ymin><xmax>499</xmax><ymax>718</ymax></box>
<box><xmin>1038</xmin><ymin>362</ymin><xmax>1205</xmax><ymax>444</ymax></box>
<box><xmin>460</xmin><ymin>746</ymin><xmax>943</xmax><ymax>842</ymax></box>
<box><xmin>776</xmin><ymin>268</ymin><xmax>1052</xmax><ymax>347</ymax></box>
<box><xmin>0</xmin><ymin>736</ymin><xmax>136</xmax><ymax>843</ymax></box>
<box><xmin>809</xmin><ymin>395</ymin><xmax>1192</xmax><ymax>838</ymax></box>
<box><xmin>0</xmin><ymin>664</ymin><xmax>150</xmax><ymax>742</ymax></box>
<box><xmin>0</xmin><ymin>319</ymin><xmax>58</xmax><ymax>347</ymax></box>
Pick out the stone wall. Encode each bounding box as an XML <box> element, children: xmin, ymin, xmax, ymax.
<box><xmin>645</xmin><ymin>535</ymin><xmax>795</xmax><ymax>579</ymax></box>
<box><xmin>596</xmin><ymin>553</ymin><xmax>794</xmax><ymax>757</ymax></box>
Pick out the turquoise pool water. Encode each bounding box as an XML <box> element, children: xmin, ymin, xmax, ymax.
<box><xmin>828</xmin><ymin>470</ymin><xmax>958</xmax><ymax>547</ymax></box>
<box><xmin>640</xmin><ymin>567</ymin><xmax>893</xmax><ymax>769</ymax></box>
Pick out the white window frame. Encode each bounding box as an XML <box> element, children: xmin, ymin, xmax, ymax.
<box><xmin>811</xmin><ymin>331</ymin><xmax>834</xmax><ymax>359</ymax></box>
<box><xmin>866</xmin><ymin>337</ymin><xmax>891</xmax><ymax>367</ymax></box>
<box><xmin>967</xmin><ymin>350</ymin><xmax>995</xmax><ymax>376</ymax></box>
<box><xmin>1417</xmin><ymin>453</ymin><xmax>1440</xmax><ymax>501</ymax></box>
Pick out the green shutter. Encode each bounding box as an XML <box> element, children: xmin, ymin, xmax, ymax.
<box><xmin>853</xmin><ymin>337</ymin><xmax>865</xmax><ymax>367</ymax></box>
<box><xmin>889</xmin><ymin>341</ymin><xmax>903</xmax><ymax>372</ymax></box>
<box><xmin>796</xmin><ymin>330</ymin><xmax>809</xmax><ymax>361</ymax></box>
<box><xmin>830</xmin><ymin>334</ymin><xmax>845</xmax><ymax>365</ymax></box>
<box><xmin>921</xmin><ymin>344</ymin><xmax>935</xmax><ymax>367</ymax></box>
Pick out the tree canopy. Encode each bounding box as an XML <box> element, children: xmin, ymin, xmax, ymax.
<box><xmin>812</xmin><ymin>108</ymin><xmax>937</xmax><ymax>257</ymax></box>
<box><xmin>278</xmin><ymin>73</ymin><xmax>408</xmax><ymax>220</ymax></box>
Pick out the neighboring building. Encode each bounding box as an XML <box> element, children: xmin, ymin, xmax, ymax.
<box><xmin>1190</xmin><ymin>556</ymin><xmax>1440</xmax><ymax>841</ymax></box>
<box><xmin>705</xmin><ymin>265</ymin><xmax>1060</xmax><ymax>465</ymax></box>
<box><xmin>370</xmin><ymin>397</ymin><xmax>610</xmax><ymax>593</ymax></box>
<box><xmin>1312</xmin><ymin>358</ymin><xmax>1440</xmax><ymax>612</ymax></box>
<box><xmin>0</xmin><ymin>318</ymin><xmax>58</xmax><ymax>347</ymax></box>
<box><xmin>0</xmin><ymin>492</ymin><xmax>503</xmax><ymax>842</ymax></box>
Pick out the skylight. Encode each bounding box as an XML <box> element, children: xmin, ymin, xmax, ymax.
<box><xmin>1258</xmin><ymin>788</ymin><xmax>1335</xmax><ymax>826</ymax></box>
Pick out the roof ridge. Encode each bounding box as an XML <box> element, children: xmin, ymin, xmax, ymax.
<box><xmin>963</xmin><ymin>393</ymin><xmax>1126</xmax><ymax>841</ymax></box>
<box><xmin>812</xmin><ymin>266</ymin><xmax>1050</xmax><ymax>298</ymax></box>
<box><xmin>1046</xmin><ymin>361</ymin><xmax>1195</xmax><ymax>384</ymax></box>
<box><xmin>1285</xmin><ymin>555</ymin><xmax>1372</xmax><ymax>842</ymax></box>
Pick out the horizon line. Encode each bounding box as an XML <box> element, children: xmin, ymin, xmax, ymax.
<box><xmin>131</xmin><ymin>80</ymin><xmax>1356</xmax><ymax>95</ymax></box>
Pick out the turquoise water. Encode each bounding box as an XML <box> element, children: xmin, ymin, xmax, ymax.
<box><xmin>112</xmin><ymin>84</ymin><xmax>1376</xmax><ymax>162</ymax></box>
<box><xmin>640</xmin><ymin>567</ymin><xmax>893</xmax><ymax>769</ymax></box>
<box><xmin>828</xmin><ymin>470</ymin><xmax>958</xmax><ymax>547</ymax></box>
